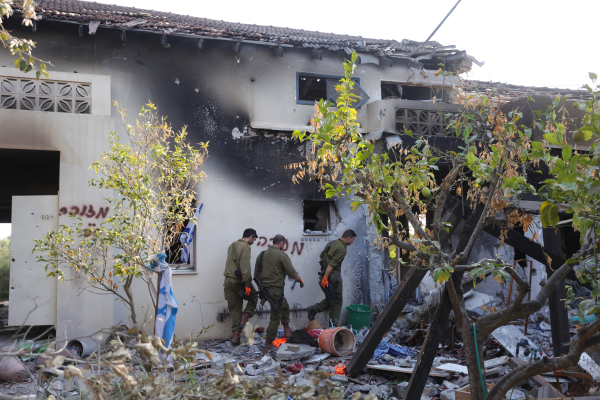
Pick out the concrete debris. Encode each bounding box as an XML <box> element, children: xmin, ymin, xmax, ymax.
<box><xmin>505</xmin><ymin>388</ymin><xmax>526</xmax><ymax>400</ymax></box>
<box><xmin>255</xmin><ymin>355</ymin><xmax>279</xmax><ymax>375</ymax></box>
<box><xmin>491</xmin><ymin>325</ymin><xmax>542</xmax><ymax>363</ymax></box>
<box><xmin>369</xmin><ymin>384</ymin><xmax>391</xmax><ymax>400</ymax></box>
<box><xmin>305</xmin><ymin>353</ymin><xmax>331</xmax><ymax>364</ymax></box>
<box><xmin>440</xmin><ymin>389</ymin><xmax>455</xmax><ymax>400</ymax></box>
<box><xmin>484</xmin><ymin>356</ymin><xmax>509</xmax><ymax>369</ymax></box>
<box><xmin>442</xmin><ymin>380</ymin><xmax>459</xmax><ymax>390</ymax></box>
<box><xmin>464</xmin><ymin>291</ymin><xmax>500</xmax><ymax>317</ymax></box>
<box><xmin>276</xmin><ymin>343</ymin><xmax>315</xmax><ymax>361</ymax></box>
<box><xmin>435</xmin><ymin>363</ymin><xmax>468</xmax><ymax>374</ymax></box>
<box><xmin>578</xmin><ymin>352</ymin><xmax>600</xmax><ymax>381</ymax></box>
<box><xmin>330</xmin><ymin>374</ymin><xmax>348</xmax><ymax>383</ymax></box>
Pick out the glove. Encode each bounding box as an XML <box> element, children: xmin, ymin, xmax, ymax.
<box><xmin>299</xmin><ymin>279</ymin><xmax>305</xmax><ymax>288</ymax></box>
<box><xmin>245</xmin><ymin>287</ymin><xmax>252</xmax><ymax>296</ymax></box>
<box><xmin>321</xmin><ymin>277</ymin><xmax>329</xmax><ymax>288</ymax></box>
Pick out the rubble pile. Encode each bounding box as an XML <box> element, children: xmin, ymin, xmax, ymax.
<box><xmin>1</xmin><ymin>310</ymin><xmax>600</xmax><ymax>400</ymax></box>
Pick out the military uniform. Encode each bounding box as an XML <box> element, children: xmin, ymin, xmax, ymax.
<box><xmin>312</xmin><ymin>238</ymin><xmax>347</xmax><ymax>327</ymax></box>
<box><xmin>223</xmin><ymin>239</ymin><xmax>258</xmax><ymax>333</ymax></box>
<box><xmin>254</xmin><ymin>246</ymin><xmax>298</xmax><ymax>341</ymax></box>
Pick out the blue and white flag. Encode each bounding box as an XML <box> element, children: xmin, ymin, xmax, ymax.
<box><xmin>150</xmin><ymin>252</ymin><xmax>178</xmax><ymax>349</ymax></box>
<box><xmin>179</xmin><ymin>203</ymin><xmax>203</xmax><ymax>263</ymax></box>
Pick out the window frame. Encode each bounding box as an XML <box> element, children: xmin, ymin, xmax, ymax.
<box><xmin>302</xmin><ymin>199</ymin><xmax>336</xmax><ymax>236</ymax></box>
<box><xmin>168</xmin><ymin>226</ymin><xmax>197</xmax><ymax>274</ymax></box>
<box><xmin>296</xmin><ymin>72</ymin><xmax>369</xmax><ymax>108</ymax></box>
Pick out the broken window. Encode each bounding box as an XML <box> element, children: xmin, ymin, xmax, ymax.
<box><xmin>381</xmin><ymin>82</ymin><xmax>440</xmax><ymax>101</ymax></box>
<box><xmin>303</xmin><ymin>200</ymin><xmax>332</xmax><ymax>234</ymax></box>
<box><xmin>297</xmin><ymin>73</ymin><xmax>369</xmax><ymax>108</ymax></box>
<box><xmin>165</xmin><ymin>202</ymin><xmax>200</xmax><ymax>272</ymax></box>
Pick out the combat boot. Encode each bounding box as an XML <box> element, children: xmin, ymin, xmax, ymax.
<box><xmin>230</xmin><ymin>331</ymin><xmax>241</xmax><ymax>346</ymax></box>
<box><xmin>262</xmin><ymin>339</ymin><xmax>276</xmax><ymax>353</ymax></box>
<box><xmin>283</xmin><ymin>323</ymin><xmax>293</xmax><ymax>338</ymax></box>
<box><xmin>307</xmin><ymin>306</ymin><xmax>316</xmax><ymax>321</ymax></box>
<box><xmin>240</xmin><ymin>312</ymin><xmax>251</xmax><ymax>329</ymax></box>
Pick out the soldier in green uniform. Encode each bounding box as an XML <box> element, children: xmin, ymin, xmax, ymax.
<box><xmin>307</xmin><ymin>229</ymin><xmax>357</xmax><ymax>327</ymax></box>
<box><xmin>254</xmin><ymin>234</ymin><xmax>304</xmax><ymax>352</ymax></box>
<box><xmin>223</xmin><ymin>228</ymin><xmax>259</xmax><ymax>345</ymax></box>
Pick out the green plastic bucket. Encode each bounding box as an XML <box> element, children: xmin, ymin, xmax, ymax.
<box><xmin>346</xmin><ymin>304</ymin><xmax>373</xmax><ymax>331</ymax></box>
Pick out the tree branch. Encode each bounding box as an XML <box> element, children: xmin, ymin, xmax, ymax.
<box><xmin>433</xmin><ymin>164</ymin><xmax>462</xmax><ymax>241</ymax></box>
<box><xmin>478</xmin><ymin>236</ymin><xmax>596</xmax><ymax>337</ymax></box>
<box><xmin>451</xmin><ymin>170</ymin><xmax>500</xmax><ymax>267</ymax></box>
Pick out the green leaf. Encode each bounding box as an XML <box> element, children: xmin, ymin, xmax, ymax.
<box><xmin>544</xmin><ymin>132</ymin><xmax>559</xmax><ymax>145</ymax></box>
<box><xmin>354</xmin><ymin>151</ymin><xmax>368</xmax><ymax>161</ymax></box>
<box><xmin>433</xmin><ymin>269</ymin><xmax>441</xmax><ymax>284</ymax></box>
<box><xmin>590</xmin><ymin>72</ymin><xmax>598</xmax><ymax>82</ymax></box>
<box><xmin>562</xmin><ymin>145</ymin><xmax>572</xmax><ymax>161</ymax></box>
<box><xmin>549</xmin><ymin>205</ymin><xmax>560</xmax><ymax>227</ymax></box>
<box><xmin>540</xmin><ymin>201</ymin><xmax>553</xmax><ymax>228</ymax></box>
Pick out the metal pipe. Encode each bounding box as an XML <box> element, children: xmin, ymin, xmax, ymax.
<box><xmin>407</xmin><ymin>0</ymin><xmax>462</xmax><ymax>57</ymax></box>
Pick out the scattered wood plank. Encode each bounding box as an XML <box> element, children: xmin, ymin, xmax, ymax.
<box><xmin>366</xmin><ymin>364</ymin><xmax>449</xmax><ymax>378</ymax></box>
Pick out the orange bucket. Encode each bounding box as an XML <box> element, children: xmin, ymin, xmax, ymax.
<box><xmin>0</xmin><ymin>357</ymin><xmax>27</xmax><ymax>382</ymax></box>
<box><xmin>318</xmin><ymin>327</ymin><xmax>355</xmax><ymax>356</ymax></box>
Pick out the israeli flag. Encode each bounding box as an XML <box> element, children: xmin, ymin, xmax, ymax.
<box><xmin>180</xmin><ymin>203</ymin><xmax>203</xmax><ymax>263</ymax></box>
<box><xmin>150</xmin><ymin>252</ymin><xmax>178</xmax><ymax>349</ymax></box>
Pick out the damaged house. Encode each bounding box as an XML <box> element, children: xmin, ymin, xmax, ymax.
<box><xmin>4</xmin><ymin>0</ymin><xmax>580</xmax><ymax>361</ymax></box>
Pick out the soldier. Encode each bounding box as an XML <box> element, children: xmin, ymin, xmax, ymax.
<box><xmin>223</xmin><ymin>228</ymin><xmax>259</xmax><ymax>345</ymax></box>
<box><xmin>307</xmin><ymin>229</ymin><xmax>357</xmax><ymax>327</ymax></box>
<box><xmin>254</xmin><ymin>234</ymin><xmax>304</xmax><ymax>352</ymax></box>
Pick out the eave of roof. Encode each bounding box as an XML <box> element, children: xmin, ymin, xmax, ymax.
<box><xmin>18</xmin><ymin>0</ymin><xmax>470</xmax><ymax>60</ymax></box>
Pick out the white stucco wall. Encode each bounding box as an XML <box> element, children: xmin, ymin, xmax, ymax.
<box><xmin>0</xmin><ymin>68</ymin><xmax>115</xmax><ymax>344</ymax></box>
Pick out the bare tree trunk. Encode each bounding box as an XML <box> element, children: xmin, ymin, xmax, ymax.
<box><xmin>123</xmin><ymin>275</ymin><xmax>138</xmax><ymax>325</ymax></box>
<box><xmin>447</xmin><ymin>277</ymin><xmax>485</xmax><ymax>399</ymax></box>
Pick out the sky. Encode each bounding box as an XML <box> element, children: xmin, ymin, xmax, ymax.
<box><xmin>107</xmin><ymin>0</ymin><xmax>599</xmax><ymax>89</ymax></box>
<box><xmin>0</xmin><ymin>224</ymin><xmax>10</xmax><ymax>240</ymax></box>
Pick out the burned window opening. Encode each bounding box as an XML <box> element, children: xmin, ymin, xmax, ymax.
<box><xmin>381</xmin><ymin>82</ymin><xmax>442</xmax><ymax>101</ymax></box>
<box><xmin>298</xmin><ymin>74</ymin><xmax>328</xmax><ymax>103</ymax></box>
<box><xmin>303</xmin><ymin>200</ymin><xmax>332</xmax><ymax>234</ymax></box>
<box><xmin>297</xmin><ymin>73</ymin><xmax>368</xmax><ymax>108</ymax></box>
<box><xmin>166</xmin><ymin>200</ymin><xmax>197</xmax><ymax>271</ymax></box>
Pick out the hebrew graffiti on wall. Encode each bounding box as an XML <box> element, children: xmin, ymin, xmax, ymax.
<box><xmin>59</xmin><ymin>205</ymin><xmax>109</xmax><ymax>219</ymax></box>
<box><xmin>255</xmin><ymin>236</ymin><xmax>305</xmax><ymax>255</ymax></box>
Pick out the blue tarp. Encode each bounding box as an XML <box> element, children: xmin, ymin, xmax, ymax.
<box><xmin>389</xmin><ymin>345</ymin><xmax>414</xmax><ymax>358</ymax></box>
<box><xmin>373</xmin><ymin>339</ymin><xmax>414</xmax><ymax>358</ymax></box>
<box><xmin>373</xmin><ymin>339</ymin><xmax>390</xmax><ymax>358</ymax></box>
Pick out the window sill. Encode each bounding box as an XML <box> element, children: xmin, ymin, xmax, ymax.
<box><xmin>303</xmin><ymin>231</ymin><xmax>333</xmax><ymax>236</ymax></box>
<box><xmin>170</xmin><ymin>268</ymin><xmax>198</xmax><ymax>275</ymax></box>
